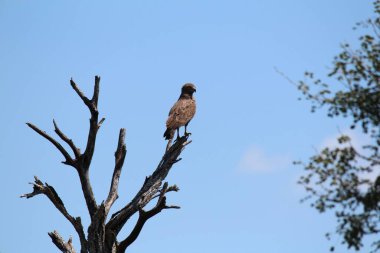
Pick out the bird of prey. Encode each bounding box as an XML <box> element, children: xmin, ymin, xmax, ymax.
<box><xmin>164</xmin><ymin>83</ymin><xmax>196</xmax><ymax>143</ymax></box>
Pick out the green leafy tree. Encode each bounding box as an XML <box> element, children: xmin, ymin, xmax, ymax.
<box><xmin>297</xmin><ymin>1</ymin><xmax>380</xmax><ymax>251</ymax></box>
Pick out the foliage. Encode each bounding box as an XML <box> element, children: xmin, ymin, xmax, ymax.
<box><xmin>297</xmin><ymin>1</ymin><xmax>380</xmax><ymax>251</ymax></box>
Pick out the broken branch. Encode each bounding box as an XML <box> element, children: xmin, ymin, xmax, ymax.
<box><xmin>48</xmin><ymin>230</ymin><xmax>76</xmax><ymax>253</ymax></box>
<box><xmin>105</xmin><ymin>128</ymin><xmax>127</xmax><ymax>214</ymax></box>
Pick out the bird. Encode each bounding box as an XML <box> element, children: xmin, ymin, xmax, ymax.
<box><xmin>164</xmin><ymin>83</ymin><xmax>196</xmax><ymax>145</ymax></box>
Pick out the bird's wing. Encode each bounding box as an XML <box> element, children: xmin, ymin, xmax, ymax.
<box><xmin>166</xmin><ymin>99</ymin><xmax>195</xmax><ymax>129</ymax></box>
<box><xmin>166</xmin><ymin>100</ymin><xmax>182</xmax><ymax>128</ymax></box>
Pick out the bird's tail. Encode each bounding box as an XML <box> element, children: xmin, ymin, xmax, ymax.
<box><xmin>163</xmin><ymin>128</ymin><xmax>173</xmax><ymax>140</ymax></box>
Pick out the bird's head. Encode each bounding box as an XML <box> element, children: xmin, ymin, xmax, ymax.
<box><xmin>181</xmin><ymin>83</ymin><xmax>197</xmax><ymax>95</ymax></box>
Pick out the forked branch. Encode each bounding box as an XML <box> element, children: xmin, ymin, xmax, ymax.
<box><xmin>116</xmin><ymin>182</ymin><xmax>180</xmax><ymax>253</ymax></box>
<box><xmin>21</xmin><ymin>176</ymin><xmax>87</xmax><ymax>252</ymax></box>
<box><xmin>26</xmin><ymin>77</ymin><xmax>101</xmax><ymax>219</ymax></box>
<box><xmin>26</xmin><ymin>123</ymin><xmax>74</xmax><ymax>166</ymax></box>
<box><xmin>106</xmin><ymin>136</ymin><xmax>190</xmax><ymax>237</ymax></box>
<box><xmin>48</xmin><ymin>230</ymin><xmax>76</xmax><ymax>253</ymax></box>
<box><xmin>70</xmin><ymin>77</ymin><xmax>100</xmax><ymax>171</ymax></box>
<box><xmin>69</xmin><ymin>77</ymin><xmax>102</xmax><ymax>217</ymax></box>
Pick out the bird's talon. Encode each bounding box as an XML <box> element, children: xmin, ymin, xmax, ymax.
<box><xmin>185</xmin><ymin>132</ymin><xmax>192</xmax><ymax>136</ymax></box>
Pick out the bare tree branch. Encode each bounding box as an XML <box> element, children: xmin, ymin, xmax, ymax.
<box><xmin>76</xmin><ymin>168</ymin><xmax>98</xmax><ymax>218</ymax></box>
<box><xmin>48</xmin><ymin>230</ymin><xmax>76</xmax><ymax>253</ymax></box>
<box><xmin>53</xmin><ymin>119</ymin><xmax>81</xmax><ymax>158</ymax></box>
<box><xmin>105</xmin><ymin>128</ymin><xmax>127</xmax><ymax>214</ymax></box>
<box><xmin>106</xmin><ymin>136</ymin><xmax>190</xmax><ymax>238</ymax></box>
<box><xmin>69</xmin><ymin>77</ymin><xmax>101</xmax><ymax>218</ymax></box>
<box><xmin>116</xmin><ymin>182</ymin><xmax>179</xmax><ymax>253</ymax></box>
<box><xmin>70</xmin><ymin>76</ymin><xmax>100</xmax><ymax>170</ymax></box>
<box><xmin>92</xmin><ymin>76</ymin><xmax>100</xmax><ymax>108</ymax></box>
<box><xmin>82</xmin><ymin>76</ymin><xmax>100</xmax><ymax>170</ymax></box>
<box><xmin>21</xmin><ymin>176</ymin><xmax>87</xmax><ymax>252</ymax></box>
<box><xmin>70</xmin><ymin>79</ymin><xmax>91</xmax><ymax>108</ymax></box>
<box><xmin>26</xmin><ymin>123</ymin><xmax>74</xmax><ymax>165</ymax></box>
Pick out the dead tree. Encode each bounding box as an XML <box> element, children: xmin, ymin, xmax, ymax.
<box><xmin>21</xmin><ymin>76</ymin><xmax>191</xmax><ymax>253</ymax></box>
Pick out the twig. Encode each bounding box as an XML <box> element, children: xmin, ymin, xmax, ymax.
<box><xmin>98</xmin><ymin>117</ymin><xmax>106</xmax><ymax>129</ymax></box>
<box><xmin>53</xmin><ymin>119</ymin><xmax>81</xmax><ymax>158</ymax></box>
<box><xmin>26</xmin><ymin>123</ymin><xmax>74</xmax><ymax>165</ymax></box>
<box><xmin>70</xmin><ymin>79</ymin><xmax>91</xmax><ymax>108</ymax></box>
<box><xmin>274</xmin><ymin>67</ymin><xmax>298</xmax><ymax>87</ymax></box>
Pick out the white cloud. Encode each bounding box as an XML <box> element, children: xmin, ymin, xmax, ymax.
<box><xmin>238</xmin><ymin>145</ymin><xmax>291</xmax><ymax>173</ymax></box>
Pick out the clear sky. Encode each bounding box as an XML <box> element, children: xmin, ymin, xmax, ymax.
<box><xmin>0</xmin><ymin>1</ymin><xmax>375</xmax><ymax>252</ymax></box>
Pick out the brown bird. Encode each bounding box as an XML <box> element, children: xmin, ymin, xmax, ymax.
<box><xmin>164</xmin><ymin>83</ymin><xmax>196</xmax><ymax>143</ymax></box>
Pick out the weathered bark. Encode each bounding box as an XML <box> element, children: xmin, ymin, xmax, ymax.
<box><xmin>116</xmin><ymin>182</ymin><xmax>180</xmax><ymax>253</ymax></box>
<box><xmin>22</xmin><ymin>76</ymin><xmax>190</xmax><ymax>253</ymax></box>
<box><xmin>48</xmin><ymin>231</ymin><xmax>76</xmax><ymax>253</ymax></box>
<box><xmin>21</xmin><ymin>176</ymin><xmax>87</xmax><ymax>252</ymax></box>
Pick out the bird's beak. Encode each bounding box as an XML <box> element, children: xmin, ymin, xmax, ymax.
<box><xmin>194</xmin><ymin>89</ymin><xmax>197</xmax><ymax>93</ymax></box>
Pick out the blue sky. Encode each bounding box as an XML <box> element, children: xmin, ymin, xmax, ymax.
<box><xmin>0</xmin><ymin>1</ymin><xmax>375</xmax><ymax>252</ymax></box>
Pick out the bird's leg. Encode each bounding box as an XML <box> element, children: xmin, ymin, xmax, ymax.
<box><xmin>184</xmin><ymin>123</ymin><xmax>191</xmax><ymax>136</ymax></box>
<box><xmin>176</xmin><ymin>128</ymin><xmax>180</xmax><ymax>140</ymax></box>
